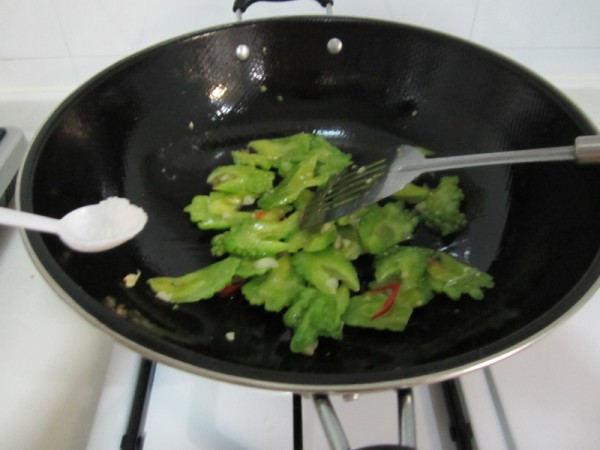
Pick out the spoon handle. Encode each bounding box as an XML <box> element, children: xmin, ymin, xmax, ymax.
<box><xmin>0</xmin><ymin>206</ymin><xmax>60</xmax><ymax>234</ymax></box>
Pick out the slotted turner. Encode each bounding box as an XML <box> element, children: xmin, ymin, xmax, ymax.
<box><xmin>301</xmin><ymin>135</ymin><xmax>600</xmax><ymax>227</ymax></box>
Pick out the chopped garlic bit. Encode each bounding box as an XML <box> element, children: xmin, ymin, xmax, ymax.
<box><xmin>155</xmin><ymin>291</ymin><xmax>173</xmax><ymax>302</ymax></box>
<box><xmin>242</xmin><ymin>195</ymin><xmax>255</xmax><ymax>205</ymax></box>
<box><xmin>333</xmin><ymin>236</ymin><xmax>352</xmax><ymax>250</ymax></box>
<box><xmin>325</xmin><ymin>277</ymin><xmax>339</xmax><ymax>291</ymax></box>
<box><xmin>334</xmin><ymin>235</ymin><xmax>343</xmax><ymax>249</ymax></box>
<box><xmin>301</xmin><ymin>341</ymin><xmax>318</xmax><ymax>356</ymax></box>
<box><xmin>320</xmin><ymin>223</ymin><xmax>332</xmax><ymax>233</ymax></box>
<box><xmin>123</xmin><ymin>270</ymin><xmax>141</xmax><ymax>288</ymax></box>
<box><xmin>217</xmin><ymin>174</ymin><xmax>233</xmax><ymax>183</ymax></box>
<box><xmin>188</xmin><ymin>121</ymin><xmax>195</xmax><ymax>130</ymax></box>
<box><xmin>254</xmin><ymin>257</ymin><xmax>279</xmax><ymax>270</ymax></box>
<box><xmin>357</xmin><ymin>165</ymin><xmax>366</xmax><ymax>174</ymax></box>
<box><xmin>225</xmin><ymin>331</ymin><xmax>236</xmax><ymax>341</ymax></box>
<box><xmin>115</xmin><ymin>304</ymin><xmax>128</xmax><ymax>317</ymax></box>
<box><xmin>103</xmin><ymin>296</ymin><xmax>117</xmax><ymax>309</ymax></box>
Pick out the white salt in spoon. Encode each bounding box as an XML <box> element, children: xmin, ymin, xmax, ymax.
<box><xmin>0</xmin><ymin>197</ymin><xmax>148</xmax><ymax>252</ymax></box>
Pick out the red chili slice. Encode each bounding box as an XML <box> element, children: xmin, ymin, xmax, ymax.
<box><xmin>254</xmin><ymin>210</ymin><xmax>268</xmax><ymax>220</ymax></box>
<box><xmin>368</xmin><ymin>282</ymin><xmax>401</xmax><ymax>320</ymax></box>
<box><xmin>218</xmin><ymin>279</ymin><xmax>247</xmax><ymax>297</ymax></box>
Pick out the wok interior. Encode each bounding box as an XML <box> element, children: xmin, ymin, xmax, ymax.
<box><xmin>20</xmin><ymin>18</ymin><xmax>600</xmax><ymax>386</ymax></box>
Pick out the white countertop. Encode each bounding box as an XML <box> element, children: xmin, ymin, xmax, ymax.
<box><xmin>0</xmin><ymin>227</ymin><xmax>114</xmax><ymax>450</ymax></box>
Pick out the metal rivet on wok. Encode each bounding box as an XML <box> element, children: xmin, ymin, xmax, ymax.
<box><xmin>236</xmin><ymin>44</ymin><xmax>250</xmax><ymax>61</ymax></box>
<box><xmin>327</xmin><ymin>37</ymin><xmax>343</xmax><ymax>54</ymax></box>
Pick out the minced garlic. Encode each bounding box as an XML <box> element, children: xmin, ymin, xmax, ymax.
<box><xmin>123</xmin><ymin>270</ymin><xmax>141</xmax><ymax>288</ymax></box>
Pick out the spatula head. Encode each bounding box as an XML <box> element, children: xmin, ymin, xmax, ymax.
<box><xmin>301</xmin><ymin>146</ymin><xmax>426</xmax><ymax>227</ymax></box>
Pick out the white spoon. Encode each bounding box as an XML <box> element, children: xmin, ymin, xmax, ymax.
<box><xmin>0</xmin><ymin>197</ymin><xmax>148</xmax><ymax>252</ymax></box>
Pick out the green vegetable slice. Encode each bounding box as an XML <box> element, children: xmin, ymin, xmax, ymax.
<box><xmin>374</xmin><ymin>245</ymin><xmax>434</xmax><ymax>289</ymax></box>
<box><xmin>358</xmin><ymin>202</ymin><xmax>420</xmax><ymax>254</ymax></box>
<box><xmin>344</xmin><ymin>289</ymin><xmax>414</xmax><ymax>332</ymax></box>
<box><xmin>258</xmin><ymin>154</ymin><xmax>329</xmax><ymax>210</ymax></box>
<box><xmin>235</xmin><ymin>257</ymin><xmax>280</xmax><ymax>278</ymax></box>
<box><xmin>427</xmin><ymin>252</ymin><xmax>494</xmax><ymax>300</ymax></box>
<box><xmin>309</xmin><ymin>134</ymin><xmax>353</xmax><ymax>178</ymax></box>
<box><xmin>147</xmin><ymin>257</ymin><xmax>241</xmax><ymax>303</ymax></box>
<box><xmin>391</xmin><ymin>182</ymin><xmax>431</xmax><ymax>204</ymax></box>
<box><xmin>211</xmin><ymin>212</ymin><xmax>300</xmax><ymax>258</ymax></box>
<box><xmin>207</xmin><ymin>164</ymin><xmax>275</xmax><ymax>197</ymax></box>
<box><xmin>334</xmin><ymin>225</ymin><xmax>363</xmax><ymax>260</ymax></box>
<box><xmin>285</xmin><ymin>222</ymin><xmax>338</xmax><ymax>253</ymax></box>
<box><xmin>292</xmin><ymin>248</ymin><xmax>360</xmax><ymax>294</ymax></box>
<box><xmin>283</xmin><ymin>287</ymin><xmax>344</xmax><ymax>355</ymax></box>
<box><xmin>184</xmin><ymin>192</ymin><xmax>252</xmax><ymax>230</ymax></box>
<box><xmin>241</xmin><ymin>255</ymin><xmax>305</xmax><ymax>312</ymax></box>
<box><xmin>415</xmin><ymin>176</ymin><xmax>467</xmax><ymax>236</ymax></box>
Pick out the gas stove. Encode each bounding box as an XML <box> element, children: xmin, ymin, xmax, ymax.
<box><xmin>1</xmin><ymin>84</ymin><xmax>600</xmax><ymax>450</ymax></box>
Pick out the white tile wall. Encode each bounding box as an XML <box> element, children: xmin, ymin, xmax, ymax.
<box><xmin>472</xmin><ymin>0</ymin><xmax>600</xmax><ymax>48</ymax></box>
<box><xmin>0</xmin><ymin>0</ymin><xmax>599</xmax><ymax>94</ymax></box>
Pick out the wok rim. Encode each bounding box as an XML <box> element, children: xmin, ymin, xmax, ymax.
<box><xmin>16</xmin><ymin>15</ymin><xmax>600</xmax><ymax>392</ymax></box>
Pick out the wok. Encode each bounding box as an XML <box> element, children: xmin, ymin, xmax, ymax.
<box><xmin>17</xmin><ymin>2</ymin><xmax>600</xmax><ymax>393</ymax></box>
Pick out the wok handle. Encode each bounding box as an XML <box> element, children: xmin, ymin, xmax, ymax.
<box><xmin>233</xmin><ymin>0</ymin><xmax>333</xmax><ymax>14</ymax></box>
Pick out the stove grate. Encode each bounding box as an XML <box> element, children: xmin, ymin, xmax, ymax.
<box><xmin>120</xmin><ymin>359</ymin><xmax>475</xmax><ymax>450</ymax></box>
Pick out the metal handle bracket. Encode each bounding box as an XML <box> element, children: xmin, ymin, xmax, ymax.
<box><xmin>575</xmin><ymin>135</ymin><xmax>600</xmax><ymax>163</ymax></box>
<box><xmin>234</xmin><ymin>0</ymin><xmax>333</xmax><ymax>14</ymax></box>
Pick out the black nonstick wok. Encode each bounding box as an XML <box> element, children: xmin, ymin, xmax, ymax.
<box><xmin>17</xmin><ymin>3</ymin><xmax>600</xmax><ymax>393</ymax></box>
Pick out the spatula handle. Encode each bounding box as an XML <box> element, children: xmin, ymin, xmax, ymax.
<box><xmin>401</xmin><ymin>135</ymin><xmax>600</xmax><ymax>173</ymax></box>
<box><xmin>401</xmin><ymin>145</ymin><xmax>574</xmax><ymax>173</ymax></box>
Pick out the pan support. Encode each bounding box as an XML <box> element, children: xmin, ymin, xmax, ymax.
<box><xmin>120</xmin><ymin>359</ymin><xmax>156</xmax><ymax>450</ymax></box>
<box><xmin>309</xmin><ymin>381</ymin><xmax>475</xmax><ymax>450</ymax></box>
<box><xmin>120</xmin><ymin>358</ymin><xmax>476</xmax><ymax>450</ymax></box>
<box><xmin>313</xmin><ymin>390</ymin><xmax>416</xmax><ymax>450</ymax></box>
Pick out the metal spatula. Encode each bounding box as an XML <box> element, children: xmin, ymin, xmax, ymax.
<box><xmin>301</xmin><ymin>135</ymin><xmax>600</xmax><ymax>227</ymax></box>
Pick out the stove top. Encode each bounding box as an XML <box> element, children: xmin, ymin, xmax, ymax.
<box><xmin>1</xmin><ymin>85</ymin><xmax>600</xmax><ymax>450</ymax></box>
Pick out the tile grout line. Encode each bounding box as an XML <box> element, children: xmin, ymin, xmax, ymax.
<box><xmin>49</xmin><ymin>0</ymin><xmax>77</xmax><ymax>75</ymax></box>
<box><xmin>467</xmin><ymin>0</ymin><xmax>481</xmax><ymax>41</ymax></box>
